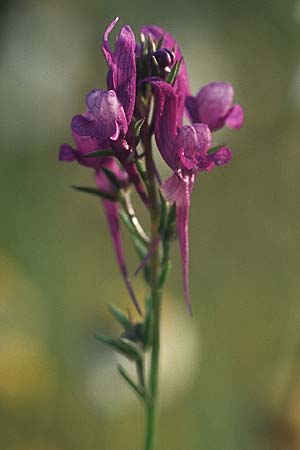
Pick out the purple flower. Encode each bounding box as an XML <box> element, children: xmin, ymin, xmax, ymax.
<box><xmin>70</xmin><ymin>17</ymin><xmax>148</xmax><ymax>207</ymax></box>
<box><xmin>149</xmin><ymin>79</ymin><xmax>233</xmax><ymax>313</ymax></box>
<box><xmin>59</xmin><ymin>130</ymin><xmax>141</xmax><ymax>315</ymax></box>
<box><xmin>185</xmin><ymin>82</ymin><xmax>244</xmax><ymax>132</ymax></box>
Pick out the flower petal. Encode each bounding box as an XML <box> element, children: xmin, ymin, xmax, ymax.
<box><xmin>209</xmin><ymin>146</ymin><xmax>233</xmax><ymax>166</ymax></box>
<box><xmin>225</xmin><ymin>104</ymin><xmax>244</xmax><ymax>129</ymax></box>
<box><xmin>163</xmin><ymin>173</ymin><xmax>194</xmax><ymax>315</ymax></box>
<box><xmin>103</xmin><ymin>19</ymin><xmax>136</xmax><ymax>125</ymax></box>
<box><xmin>148</xmin><ymin>79</ymin><xmax>178</xmax><ymax>169</ymax></box>
<box><xmin>72</xmin><ymin>90</ymin><xmax>127</xmax><ymax>146</ymax></box>
<box><xmin>59</xmin><ymin>132</ymin><xmax>105</xmax><ymax>168</ymax></box>
<box><xmin>103</xmin><ymin>17</ymin><xmax>119</xmax><ymax>67</ymax></box>
<box><xmin>59</xmin><ymin>144</ymin><xmax>76</xmax><ymax>162</ymax></box>
<box><xmin>185</xmin><ymin>95</ymin><xmax>198</xmax><ymax>124</ymax></box>
<box><xmin>175</xmin><ymin>124</ymin><xmax>212</xmax><ymax>172</ymax></box>
<box><xmin>195</xmin><ymin>82</ymin><xmax>234</xmax><ymax>131</ymax></box>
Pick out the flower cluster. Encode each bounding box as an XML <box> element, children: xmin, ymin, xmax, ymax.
<box><xmin>59</xmin><ymin>17</ymin><xmax>244</xmax><ymax>314</ymax></box>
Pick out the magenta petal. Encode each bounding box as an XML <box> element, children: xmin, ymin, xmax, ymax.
<box><xmin>86</xmin><ymin>89</ymin><xmax>128</xmax><ymax>138</ymax></box>
<box><xmin>71</xmin><ymin>114</ymin><xmax>98</xmax><ymax>138</ymax></box>
<box><xmin>59</xmin><ymin>144</ymin><xmax>75</xmax><ymax>162</ymax></box>
<box><xmin>210</xmin><ymin>146</ymin><xmax>233</xmax><ymax>166</ymax></box>
<box><xmin>103</xmin><ymin>17</ymin><xmax>119</xmax><ymax>66</ymax></box>
<box><xmin>148</xmin><ymin>79</ymin><xmax>178</xmax><ymax>169</ymax></box>
<box><xmin>103</xmin><ymin>19</ymin><xmax>136</xmax><ymax>125</ymax></box>
<box><xmin>195</xmin><ymin>82</ymin><xmax>234</xmax><ymax>131</ymax></box>
<box><xmin>185</xmin><ymin>96</ymin><xmax>198</xmax><ymax>124</ymax></box>
<box><xmin>163</xmin><ymin>173</ymin><xmax>194</xmax><ymax>315</ymax></box>
<box><xmin>113</xmin><ymin>25</ymin><xmax>136</xmax><ymax>124</ymax></box>
<box><xmin>225</xmin><ymin>104</ymin><xmax>244</xmax><ymax>129</ymax></box>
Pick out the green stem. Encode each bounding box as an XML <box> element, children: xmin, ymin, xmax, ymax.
<box><xmin>144</xmin><ymin>285</ymin><xmax>161</xmax><ymax>450</ymax></box>
<box><xmin>143</xmin><ymin>129</ymin><xmax>162</xmax><ymax>450</ymax></box>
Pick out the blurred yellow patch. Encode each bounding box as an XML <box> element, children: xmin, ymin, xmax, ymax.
<box><xmin>0</xmin><ymin>332</ymin><xmax>57</xmax><ymax>407</ymax></box>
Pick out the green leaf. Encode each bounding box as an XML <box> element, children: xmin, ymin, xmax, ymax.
<box><xmin>166</xmin><ymin>58</ymin><xmax>182</xmax><ymax>86</ymax></box>
<box><xmin>156</xmin><ymin>34</ymin><xmax>165</xmax><ymax>51</ymax></box>
<box><xmin>83</xmin><ymin>149</ymin><xmax>114</xmax><ymax>158</ymax></box>
<box><xmin>158</xmin><ymin>190</ymin><xmax>168</xmax><ymax>234</ymax></box>
<box><xmin>108</xmin><ymin>305</ymin><xmax>132</xmax><ymax>331</ymax></box>
<box><xmin>94</xmin><ymin>334</ymin><xmax>142</xmax><ymax>361</ymax></box>
<box><xmin>119</xmin><ymin>210</ymin><xmax>148</xmax><ymax>257</ymax></box>
<box><xmin>208</xmin><ymin>145</ymin><xmax>223</xmax><ymax>155</ymax></box>
<box><xmin>134</xmin><ymin>118</ymin><xmax>145</xmax><ymax>139</ymax></box>
<box><xmin>146</xmin><ymin>34</ymin><xmax>155</xmax><ymax>54</ymax></box>
<box><xmin>71</xmin><ymin>185</ymin><xmax>116</xmax><ymax>201</ymax></box>
<box><xmin>143</xmin><ymin>293</ymin><xmax>153</xmax><ymax>349</ymax></box>
<box><xmin>136</xmin><ymin>160</ymin><xmax>148</xmax><ymax>186</ymax></box>
<box><xmin>158</xmin><ymin>259</ymin><xmax>171</xmax><ymax>289</ymax></box>
<box><xmin>117</xmin><ymin>365</ymin><xmax>146</xmax><ymax>401</ymax></box>
<box><xmin>102</xmin><ymin>166</ymin><xmax>122</xmax><ymax>190</ymax></box>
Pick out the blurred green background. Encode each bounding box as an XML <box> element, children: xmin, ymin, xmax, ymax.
<box><xmin>1</xmin><ymin>0</ymin><xmax>300</xmax><ymax>449</ymax></box>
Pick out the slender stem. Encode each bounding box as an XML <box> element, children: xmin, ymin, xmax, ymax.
<box><xmin>143</xmin><ymin>129</ymin><xmax>162</xmax><ymax>450</ymax></box>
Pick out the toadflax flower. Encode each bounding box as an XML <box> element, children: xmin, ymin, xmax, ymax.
<box><xmin>149</xmin><ymin>78</ymin><xmax>240</xmax><ymax>314</ymax></box>
<box><xmin>70</xmin><ymin>17</ymin><xmax>149</xmax><ymax>207</ymax></box>
<box><xmin>59</xmin><ymin>132</ymin><xmax>141</xmax><ymax>314</ymax></box>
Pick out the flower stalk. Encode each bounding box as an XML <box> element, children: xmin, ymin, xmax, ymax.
<box><xmin>143</xmin><ymin>128</ymin><xmax>162</xmax><ymax>450</ymax></box>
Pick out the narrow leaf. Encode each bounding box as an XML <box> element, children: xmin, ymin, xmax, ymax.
<box><xmin>158</xmin><ymin>190</ymin><xmax>168</xmax><ymax>234</ymax></box>
<box><xmin>119</xmin><ymin>210</ymin><xmax>148</xmax><ymax>257</ymax></box>
<box><xmin>134</xmin><ymin>118</ymin><xmax>145</xmax><ymax>138</ymax></box>
<box><xmin>94</xmin><ymin>334</ymin><xmax>141</xmax><ymax>360</ymax></box>
<box><xmin>71</xmin><ymin>185</ymin><xmax>116</xmax><ymax>201</ymax></box>
<box><xmin>166</xmin><ymin>58</ymin><xmax>183</xmax><ymax>86</ymax></box>
<box><xmin>83</xmin><ymin>149</ymin><xmax>114</xmax><ymax>158</ymax></box>
<box><xmin>143</xmin><ymin>293</ymin><xmax>153</xmax><ymax>349</ymax></box>
<box><xmin>102</xmin><ymin>166</ymin><xmax>122</xmax><ymax>190</ymax></box>
<box><xmin>134</xmin><ymin>237</ymin><xmax>160</xmax><ymax>276</ymax></box>
<box><xmin>208</xmin><ymin>145</ymin><xmax>223</xmax><ymax>155</ymax></box>
<box><xmin>108</xmin><ymin>304</ymin><xmax>132</xmax><ymax>331</ymax></box>
<box><xmin>117</xmin><ymin>364</ymin><xmax>146</xmax><ymax>401</ymax></box>
<box><xmin>156</xmin><ymin>34</ymin><xmax>165</xmax><ymax>51</ymax></box>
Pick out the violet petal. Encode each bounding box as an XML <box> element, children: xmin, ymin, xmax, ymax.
<box><xmin>103</xmin><ymin>17</ymin><xmax>119</xmax><ymax>67</ymax></box>
<box><xmin>148</xmin><ymin>79</ymin><xmax>178</xmax><ymax>170</ymax></box>
<box><xmin>86</xmin><ymin>89</ymin><xmax>128</xmax><ymax>139</ymax></box>
<box><xmin>195</xmin><ymin>82</ymin><xmax>234</xmax><ymax>131</ymax></box>
<box><xmin>225</xmin><ymin>104</ymin><xmax>244</xmax><ymax>129</ymax></box>
<box><xmin>113</xmin><ymin>25</ymin><xmax>137</xmax><ymax>124</ymax></box>
<box><xmin>209</xmin><ymin>146</ymin><xmax>233</xmax><ymax>166</ymax></box>
<box><xmin>185</xmin><ymin>95</ymin><xmax>198</xmax><ymax>124</ymax></box>
<box><xmin>163</xmin><ymin>173</ymin><xmax>194</xmax><ymax>315</ymax></box>
<box><xmin>175</xmin><ymin>124</ymin><xmax>212</xmax><ymax>173</ymax></box>
<box><xmin>103</xmin><ymin>18</ymin><xmax>136</xmax><ymax>125</ymax></box>
<box><xmin>59</xmin><ymin>144</ymin><xmax>76</xmax><ymax>162</ymax></box>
